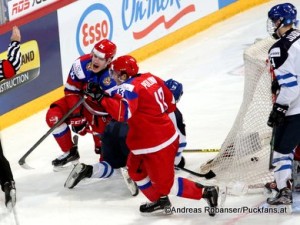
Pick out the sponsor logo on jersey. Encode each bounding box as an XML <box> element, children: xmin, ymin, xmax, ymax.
<box><xmin>102</xmin><ymin>77</ymin><xmax>112</xmax><ymax>86</ymax></box>
<box><xmin>0</xmin><ymin>40</ymin><xmax>40</xmax><ymax>94</ymax></box>
<box><xmin>71</xmin><ymin>59</ymin><xmax>85</xmax><ymax>79</ymax></box>
<box><xmin>269</xmin><ymin>47</ymin><xmax>281</xmax><ymax>57</ymax></box>
<box><xmin>76</xmin><ymin>3</ymin><xmax>113</xmax><ymax>56</ymax></box>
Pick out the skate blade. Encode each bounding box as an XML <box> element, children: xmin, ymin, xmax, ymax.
<box><xmin>125</xmin><ymin>179</ymin><xmax>139</xmax><ymax>196</ymax></box>
<box><xmin>130</xmin><ymin>183</ymin><xmax>139</xmax><ymax>197</ymax></box>
<box><xmin>140</xmin><ymin>208</ymin><xmax>173</xmax><ymax>216</ymax></box>
<box><xmin>6</xmin><ymin>189</ymin><xmax>16</xmax><ymax>211</ymax></box>
<box><xmin>120</xmin><ymin>167</ymin><xmax>139</xmax><ymax>196</ymax></box>
<box><xmin>64</xmin><ymin>164</ymin><xmax>84</xmax><ymax>188</ymax></box>
<box><xmin>218</xmin><ymin>185</ymin><xmax>227</xmax><ymax>207</ymax></box>
<box><xmin>53</xmin><ymin>160</ymin><xmax>79</xmax><ymax>172</ymax></box>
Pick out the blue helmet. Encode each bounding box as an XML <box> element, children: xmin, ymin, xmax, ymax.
<box><xmin>165</xmin><ymin>79</ymin><xmax>183</xmax><ymax>103</ymax></box>
<box><xmin>268</xmin><ymin>3</ymin><xmax>297</xmax><ymax>26</ymax></box>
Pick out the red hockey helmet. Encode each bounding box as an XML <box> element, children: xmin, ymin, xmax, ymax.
<box><xmin>92</xmin><ymin>39</ymin><xmax>116</xmax><ymax>59</ymax></box>
<box><xmin>110</xmin><ymin>55</ymin><xmax>139</xmax><ymax>77</ymax></box>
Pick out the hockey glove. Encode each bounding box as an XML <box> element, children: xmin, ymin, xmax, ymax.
<box><xmin>84</xmin><ymin>82</ymin><xmax>107</xmax><ymax>102</ymax></box>
<box><xmin>70</xmin><ymin>115</ymin><xmax>88</xmax><ymax>136</ymax></box>
<box><xmin>267</xmin><ymin>103</ymin><xmax>289</xmax><ymax>127</ymax></box>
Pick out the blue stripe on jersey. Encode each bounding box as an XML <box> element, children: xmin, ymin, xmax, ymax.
<box><xmin>275</xmin><ymin>164</ymin><xmax>293</xmax><ymax>172</ymax></box>
<box><xmin>138</xmin><ymin>181</ymin><xmax>152</xmax><ymax>190</ymax></box>
<box><xmin>282</xmin><ymin>81</ymin><xmax>298</xmax><ymax>87</ymax></box>
<box><xmin>179</xmin><ymin>142</ymin><xmax>187</xmax><ymax>148</ymax></box>
<box><xmin>100</xmin><ymin>161</ymin><xmax>114</xmax><ymax>178</ymax></box>
<box><xmin>272</xmin><ymin>156</ymin><xmax>293</xmax><ymax>164</ymax></box>
<box><xmin>100</xmin><ymin>162</ymin><xmax>109</xmax><ymax>178</ymax></box>
<box><xmin>277</xmin><ymin>73</ymin><xmax>298</xmax><ymax>87</ymax></box>
<box><xmin>53</xmin><ymin>127</ymin><xmax>69</xmax><ymax>138</ymax></box>
<box><xmin>107</xmin><ymin>165</ymin><xmax>114</xmax><ymax>177</ymax></box>
<box><xmin>177</xmin><ymin>177</ymin><xmax>184</xmax><ymax>196</ymax></box>
<box><xmin>123</xmin><ymin>100</ymin><xmax>130</xmax><ymax>120</ymax></box>
<box><xmin>277</xmin><ymin>73</ymin><xmax>295</xmax><ymax>80</ymax></box>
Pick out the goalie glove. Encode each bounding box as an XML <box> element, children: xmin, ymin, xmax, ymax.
<box><xmin>267</xmin><ymin>103</ymin><xmax>289</xmax><ymax>127</ymax></box>
<box><xmin>84</xmin><ymin>82</ymin><xmax>108</xmax><ymax>102</ymax></box>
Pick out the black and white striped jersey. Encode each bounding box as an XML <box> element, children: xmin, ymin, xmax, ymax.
<box><xmin>0</xmin><ymin>40</ymin><xmax>21</xmax><ymax>81</ymax></box>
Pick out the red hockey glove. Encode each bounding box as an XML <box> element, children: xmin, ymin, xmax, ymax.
<box><xmin>84</xmin><ymin>82</ymin><xmax>108</xmax><ymax>102</ymax></box>
<box><xmin>70</xmin><ymin>115</ymin><xmax>88</xmax><ymax>136</ymax></box>
<box><xmin>267</xmin><ymin>103</ymin><xmax>288</xmax><ymax>127</ymax></box>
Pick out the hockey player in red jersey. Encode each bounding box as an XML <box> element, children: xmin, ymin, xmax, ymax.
<box><xmin>82</xmin><ymin>55</ymin><xmax>219</xmax><ymax>216</ymax></box>
<box><xmin>64</xmin><ymin>79</ymin><xmax>185</xmax><ymax>197</ymax></box>
<box><xmin>0</xmin><ymin>26</ymin><xmax>22</xmax><ymax>209</ymax></box>
<box><xmin>45</xmin><ymin>39</ymin><xmax>117</xmax><ymax>171</ymax></box>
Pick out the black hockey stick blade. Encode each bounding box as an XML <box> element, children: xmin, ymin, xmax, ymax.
<box><xmin>19</xmin><ymin>160</ymin><xmax>34</xmax><ymax>170</ymax></box>
<box><xmin>176</xmin><ymin>166</ymin><xmax>216</xmax><ymax>179</ymax></box>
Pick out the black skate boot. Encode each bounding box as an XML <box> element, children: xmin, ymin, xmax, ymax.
<box><xmin>3</xmin><ymin>181</ymin><xmax>16</xmax><ymax>209</ymax></box>
<box><xmin>267</xmin><ymin>187</ymin><xmax>292</xmax><ymax>205</ymax></box>
<box><xmin>52</xmin><ymin>145</ymin><xmax>80</xmax><ymax>171</ymax></box>
<box><xmin>200</xmin><ymin>184</ymin><xmax>219</xmax><ymax>217</ymax></box>
<box><xmin>120</xmin><ymin>167</ymin><xmax>139</xmax><ymax>196</ymax></box>
<box><xmin>175</xmin><ymin>156</ymin><xmax>185</xmax><ymax>170</ymax></box>
<box><xmin>64</xmin><ymin>163</ymin><xmax>93</xmax><ymax>189</ymax></box>
<box><xmin>140</xmin><ymin>196</ymin><xmax>172</xmax><ymax>215</ymax></box>
<box><xmin>264</xmin><ymin>180</ymin><xmax>293</xmax><ymax>195</ymax></box>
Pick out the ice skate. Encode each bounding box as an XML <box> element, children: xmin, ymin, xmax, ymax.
<box><xmin>264</xmin><ymin>180</ymin><xmax>293</xmax><ymax>196</ymax></box>
<box><xmin>175</xmin><ymin>156</ymin><xmax>185</xmax><ymax>170</ymax></box>
<box><xmin>267</xmin><ymin>187</ymin><xmax>292</xmax><ymax>205</ymax></box>
<box><xmin>140</xmin><ymin>196</ymin><xmax>172</xmax><ymax>215</ymax></box>
<box><xmin>120</xmin><ymin>167</ymin><xmax>139</xmax><ymax>196</ymax></box>
<box><xmin>201</xmin><ymin>185</ymin><xmax>219</xmax><ymax>217</ymax></box>
<box><xmin>52</xmin><ymin>145</ymin><xmax>80</xmax><ymax>171</ymax></box>
<box><xmin>64</xmin><ymin>163</ymin><xmax>93</xmax><ymax>189</ymax></box>
<box><xmin>3</xmin><ymin>181</ymin><xmax>16</xmax><ymax>210</ymax></box>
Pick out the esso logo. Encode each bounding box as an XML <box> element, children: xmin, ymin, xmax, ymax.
<box><xmin>76</xmin><ymin>3</ymin><xmax>113</xmax><ymax>56</ymax></box>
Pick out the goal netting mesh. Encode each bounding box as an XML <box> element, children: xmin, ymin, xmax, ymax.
<box><xmin>200</xmin><ymin>37</ymin><xmax>277</xmax><ymax>190</ymax></box>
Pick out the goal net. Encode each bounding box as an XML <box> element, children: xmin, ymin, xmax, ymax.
<box><xmin>200</xmin><ymin>37</ymin><xmax>277</xmax><ymax>192</ymax></box>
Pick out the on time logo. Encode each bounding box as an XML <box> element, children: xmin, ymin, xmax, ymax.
<box><xmin>76</xmin><ymin>3</ymin><xmax>113</xmax><ymax>56</ymax></box>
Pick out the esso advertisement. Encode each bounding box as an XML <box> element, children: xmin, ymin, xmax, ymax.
<box><xmin>58</xmin><ymin>0</ymin><xmax>221</xmax><ymax>82</ymax></box>
<box><xmin>7</xmin><ymin>0</ymin><xmax>59</xmax><ymax>20</ymax></box>
<box><xmin>76</xmin><ymin>3</ymin><xmax>113</xmax><ymax>56</ymax></box>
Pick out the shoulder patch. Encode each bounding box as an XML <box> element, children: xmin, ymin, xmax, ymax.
<box><xmin>102</xmin><ymin>77</ymin><xmax>112</xmax><ymax>86</ymax></box>
<box><xmin>269</xmin><ymin>47</ymin><xmax>281</xmax><ymax>57</ymax></box>
<box><xmin>71</xmin><ymin>59</ymin><xmax>86</xmax><ymax>79</ymax></box>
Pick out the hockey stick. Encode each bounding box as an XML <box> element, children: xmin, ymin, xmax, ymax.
<box><xmin>176</xmin><ymin>166</ymin><xmax>216</xmax><ymax>179</ymax></box>
<box><xmin>183</xmin><ymin>149</ymin><xmax>220</xmax><ymax>153</ymax></box>
<box><xmin>269</xmin><ymin>126</ymin><xmax>276</xmax><ymax>170</ymax></box>
<box><xmin>18</xmin><ymin>98</ymin><xmax>85</xmax><ymax>169</ymax></box>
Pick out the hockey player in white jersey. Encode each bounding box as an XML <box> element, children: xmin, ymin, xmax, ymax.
<box><xmin>266</xmin><ymin>3</ymin><xmax>300</xmax><ymax>205</ymax></box>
